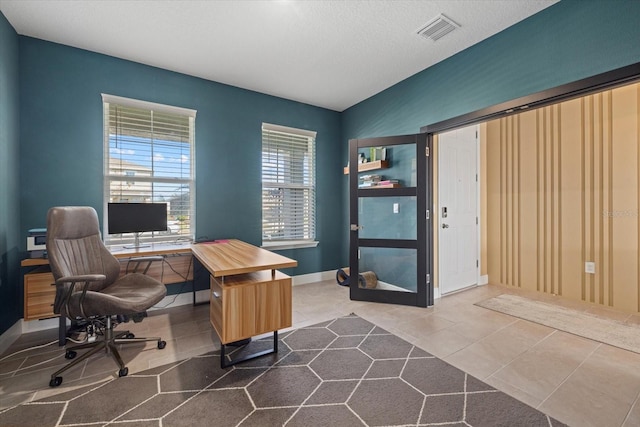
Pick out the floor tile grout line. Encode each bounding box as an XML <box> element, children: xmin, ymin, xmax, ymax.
<box><xmin>621</xmin><ymin>386</ymin><xmax>640</xmax><ymax>426</ymax></box>
<box><xmin>484</xmin><ymin>327</ymin><xmax>560</xmax><ymax>383</ymax></box>
<box><xmin>536</xmin><ymin>342</ymin><xmax>602</xmax><ymax>411</ymax></box>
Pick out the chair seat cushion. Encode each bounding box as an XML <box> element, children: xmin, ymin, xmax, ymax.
<box><xmin>65</xmin><ymin>273</ymin><xmax>167</xmax><ymax>319</ymax></box>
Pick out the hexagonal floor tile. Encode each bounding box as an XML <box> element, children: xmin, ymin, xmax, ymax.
<box><xmin>287</xmin><ymin>404</ymin><xmax>364</xmax><ymax>426</ymax></box>
<box><xmin>349</xmin><ymin>378</ymin><xmax>424</xmax><ymax>426</ymax></box>
<box><xmin>247</xmin><ymin>366</ymin><xmax>321</xmax><ymax>407</ymax></box>
<box><xmin>328</xmin><ymin>316</ymin><xmax>375</xmax><ymax>336</ymax></box>
<box><xmin>310</xmin><ymin>348</ymin><xmax>372</xmax><ymax>380</ymax></box>
<box><xmin>402</xmin><ymin>358</ymin><xmax>466</xmax><ymax>395</ymax></box>
<box><xmin>283</xmin><ymin>328</ymin><xmax>337</xmax><ymax>351</ymax></box>
<box><xmin>163</xmin><ymin>389</ymin><xmax>252</xmax><ymax>427</ymax></box>
<box><xmin>359</xmin><ymin>333</ymin><xmax>414</xmax><ymax>359</ymax></box>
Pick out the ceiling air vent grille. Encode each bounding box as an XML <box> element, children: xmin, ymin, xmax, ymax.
<box><xmin>417</xmin><ymin>14</ymin><xmax>459</xmax><ymax>42</ymax></box>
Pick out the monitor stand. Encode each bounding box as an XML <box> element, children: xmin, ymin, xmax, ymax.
<box><xmin>123</xmin><ymin>233</ymin><xmax>150</xmax><ymax>249</ymax></box>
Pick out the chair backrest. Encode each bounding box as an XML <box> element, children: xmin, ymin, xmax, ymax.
<box><xmin>46</xmin><ymin>206</ymin><xmax>121</xmax><ymax>292</ymax></box>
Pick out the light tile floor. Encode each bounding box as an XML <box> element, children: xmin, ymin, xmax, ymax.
<box><xmin>1</xmin><ymin>282</ymin><xmax>639</xmax><ymax>427</ymax></box>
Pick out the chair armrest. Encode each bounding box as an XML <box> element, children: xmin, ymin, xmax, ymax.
<box><xmin>127</xmin><ymin>256</ymin><xmax>164</xmax><ymax>275</ymax></box>
<box><xmin>54</xmin><ymin>274</ymin><xmax>106</xmax><ymax>318</ymax></box>
<box><xmin>55</xmin><ymin>274</ymin><xmax>107</xmax><ymax>285</ymax></box>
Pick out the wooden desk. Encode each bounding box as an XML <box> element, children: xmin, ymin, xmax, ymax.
<box><xmin>191</xmin><ymin>239</ymin><xmax>297</xmax><ymax>368</ymax></box>
<box><xmin>190</xmin><ymin>239</ymin><xmax>297</xmax><ymax>277</ymax></box>
<box><xmin>21</xmin><ymin>243</ymin><xmax>194</xmax><ymax>322</ymax></box>
<box><xmin>21</xmin><ymin>242</ymin><xmax>193</xmax><ymax>267</ymax></box>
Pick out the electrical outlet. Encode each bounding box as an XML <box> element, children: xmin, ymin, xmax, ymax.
<box><xmin>393</xmin><ymin>203</ymin><xmax>399</xmax><ymax>214</ymax></box>
<box><xmin>585</xmin><ymin>262</ymin><xmax>596</xmax><ymax>274</ymax></box>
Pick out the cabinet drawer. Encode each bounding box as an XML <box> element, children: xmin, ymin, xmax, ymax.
<box><xmin>209</xmin><ymin>276</ymin><xmax>223</xmax><ymax>338</ymax></box>
<box><xmin>209</xmin><ymin>271</ymin><xmax>291</xmax><ymax>344</ymax></box>
<box><xmin>24</xmin><ymin>271</ymin><xmax>56</xmax><ymax>320</ymax></box>
<box><xmin>25</xmin><ymin>274</ymin><xmax>55</xmax><ymax>294</ymax></box>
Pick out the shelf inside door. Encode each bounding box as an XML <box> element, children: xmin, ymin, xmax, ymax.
<box><xmin>344</xmin><ymin>160</ymin><xmax>389</xmax><ymax>175</ymax></box>
<box><xmin>359</xmin><ymin>183</ymin><xmax>401</xmax><ymax>189</ymax></box>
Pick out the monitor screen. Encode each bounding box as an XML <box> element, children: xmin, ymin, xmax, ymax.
<box><xmin>107</xmin><ymin>203</ymin><xmax>168</xmax><ymax>234</ymax></box>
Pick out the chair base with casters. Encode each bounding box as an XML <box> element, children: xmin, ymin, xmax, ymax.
<box><xmin>49</xmin><ymin>315</ymin><xmax>166</xmax><ymax>387</ymax></box>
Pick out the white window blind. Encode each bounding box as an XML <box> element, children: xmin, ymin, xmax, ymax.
<box><xmin>103</xmin><ymin>94</ymin><xmax>196</xmax><ymax>246</ymax></box>
<box><xmin>262</xmin><ymin>123</ymin><xmax>316</xmax><ymax>245</ymax></box>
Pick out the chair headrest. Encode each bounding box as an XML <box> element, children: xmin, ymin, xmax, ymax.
<box><xmin>47</xmin><ymin>206</ymin><xmax>101</xmax><ymax>240</ymax></box>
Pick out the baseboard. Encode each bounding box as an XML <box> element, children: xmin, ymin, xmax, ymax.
<box><xmin>479</xmin><ymin>275</ymin><xmax>489</xmax><ymax>286</ymax></box>
<box><xmin>0</xmin><ymin>320</ymin><xmax>22</xmax><ymax>356</ymax></box>
<box><xmin>433</xmin><ymin>287</ymin><xmax>441</xmax><ymax>300</ymax></box>
<box><xmin>21</xmin><ymin>317</ymin><xmax>61</xmax><ymax>334</ymax></box>
<box><xmin>292</xmin><ymin>270</ymin><xmax>335</xmax><ymax>286</ymax></box>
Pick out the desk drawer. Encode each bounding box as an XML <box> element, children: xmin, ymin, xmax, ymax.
<box><xmin>209</xmin><ymin>271</ymin><xmax>291</xmax><ymax>344</ymax></box>
<box><xmin>209</xmin><ymin>276</ymin><xmax>223</xmax><ymax>337</ymax></box>
<box><xmin>24</xmin><ymin>270</ymin><xmax>56</xmax><ymax>320</ymax></box>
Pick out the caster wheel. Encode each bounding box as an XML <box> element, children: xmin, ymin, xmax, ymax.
<box><xmin>50</xmin><ymin>376</ymin><xmax>63</xmax><ymax>387</ymax></box>
<box><xmin>65</xmin><ymin>350</ymin><xmax>77</xmax><ymax>359</ymax></box>
<box><xmin>119</xmin><ymin>367</ymin><xmax>129</xmax><ymax>377</ymax></box>
<box><xmin>158</xmin><ymin>340</ymin><xmax>166</xmax><ymax>350</ymax></box>
<box><xmin>125</xmin><ymin>333</ymin><xmax>135</xmax><ymax>339</ymax></box>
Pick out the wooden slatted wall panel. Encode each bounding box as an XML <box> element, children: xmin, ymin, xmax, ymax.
<box><xmin>483</xmin><ymin>82</ymin><xmax>639</xmax><ymax>313</ymax></box>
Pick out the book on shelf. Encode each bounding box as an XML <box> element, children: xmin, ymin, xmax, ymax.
<box><xmin>369</xmin><ymin>147</ymin><xmax>387</xmax><ymax>162</ymax></box>
<box><xmin>359</xmin><ymin>174</ymin><xmax>382</xmax><ymax>183</ymax></box>
<box><xmin>358</xmin><ymin>179</ymin><xmax>400</xmax><ymax>189</ymax></box>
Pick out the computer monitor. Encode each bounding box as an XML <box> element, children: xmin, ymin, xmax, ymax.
<box><xmin>107</xmin><ymin>202</ymin><xmax>168</xmax><ymax>248</ymax></box>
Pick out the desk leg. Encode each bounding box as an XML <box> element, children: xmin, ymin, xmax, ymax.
<box><xmin>220</xmin><ymin>331</ymin><xmax>278</xmax><ymax>369</ymax></box>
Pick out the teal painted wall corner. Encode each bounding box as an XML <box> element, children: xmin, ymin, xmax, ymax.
<box><xmin>342</xmin><ymin>0</ymin><xmax>640</xmax><ymax>141</ymax></box>
<box><xmin>0</xmin><ymin>11</ymin><xmax>22</xmax><ymax>336</ymax></box>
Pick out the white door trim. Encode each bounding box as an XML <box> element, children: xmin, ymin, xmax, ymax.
<box><xmin>438</xmin><ymin>125</ymin><xmax>480</xmax><ymax>295</ymax></box>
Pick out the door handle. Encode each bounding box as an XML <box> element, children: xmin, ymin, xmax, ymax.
<box><xmin>350</xmin><ymin>224</ymin><xmax>363</xmax><ymax>231</ymax></box>
<box><xmin>442</xmin><ymin>223</ymin><xmax>449</xmax><ymax>229</ymax></box>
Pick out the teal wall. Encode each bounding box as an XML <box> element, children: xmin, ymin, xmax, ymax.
<box><xmin>342</xmin><ymin>0</ymin><xmax>640</xmax><ymax>140</ymax></box>
<box><xmin>340</xmin><ymin>0</ymin><xmax>640</xmax><ymax>263</ymax></box>
<box><xmin>18</xmin><ymin>37</ymin><xmax>344</xmax><ymax>278</ymax></box>
<box><xmin>0</xmin><ymin>13</ymin><xmax>21</xmax><ymax>335</ymax></box>
<box><xmin>3</xmin><ymin>35</ymin><xmax>344</xmax><ymax>335</ymax></box>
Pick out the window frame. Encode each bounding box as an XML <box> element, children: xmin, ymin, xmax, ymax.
<box><xmin>102</xmin><ymin>94</ymin><xmax>196</xmax><ymax>246</ymax></box>
<box><xmin>261</xmin><ymin>123</ymin><xmax>318</xmax><ymax>250</ymax></box>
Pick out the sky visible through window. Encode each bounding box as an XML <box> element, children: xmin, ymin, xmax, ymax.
<box><xmin>109</xmin><ymin>134</ymin><xmax>191</xmax><ymax>205</ymax></box>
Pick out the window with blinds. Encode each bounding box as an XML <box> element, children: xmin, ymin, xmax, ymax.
<box><xmin>103</xmin><ymin>94</ymin><xmax>196</xmax><ymax>246</ymax></box>
<box><xmin>262</xmin><ymin>123</ymin><xmax>317</xmax><ymax>247</ymax></box>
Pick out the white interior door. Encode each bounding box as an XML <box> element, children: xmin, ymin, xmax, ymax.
<box><xmin>438</xmin><ymin>125</ymin><xmax>478</xmax><ymax>294</ymax></box>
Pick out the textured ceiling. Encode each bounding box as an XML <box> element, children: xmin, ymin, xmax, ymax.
<box><xmin>0</xmin><ymin>0</ymin><xmax>558</xmax><ymax>111</ymax></box>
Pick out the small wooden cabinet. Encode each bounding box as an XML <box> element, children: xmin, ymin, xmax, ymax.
<box><xmin>210</xmin><ymin>270</ymin><xmax>292</xmax><ymax>344</ymax></box>
<box><xmin>24</xmin><ymin>267</ymin><xmax>56</xmax><ymax>321</ymax></box>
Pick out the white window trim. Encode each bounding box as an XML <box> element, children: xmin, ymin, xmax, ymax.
<box><xmin>262</xmin><ymin>123</ymin><xmax>317</xmax><ymax>248</ymax></box>
<box><xmin>262</xmin><ymin>122</ymin><xmax>316</xmax><ymax>138</ymax></box>
<box><xmin>262</xmin><ymin>240</ymin><xmax>319</xmax><ymax>250</ymax></box>
<box><xmin>101</xmin><ymin>94</ymin><xmax>197</xmax><ymax>118</ymax></box>
<box><xmin>102</xmin><ymin>94</ymin><xmax>196</xmax><ymax>246</ymax></box>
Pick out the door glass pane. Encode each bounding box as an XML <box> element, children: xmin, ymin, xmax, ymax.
<box><xmin>358</xmin><ymin>247</ymin><xmax>417</xmax><ymax>293</ymax></box>
<box><xmin>357</xmin><ymin>143</ymin><xmax>416</xmax><ymax>188</ymax></box>
<box><xmin>359</xmin><ymin>196</ymin><xmax>416</xmax><ymax>240</ymax></box>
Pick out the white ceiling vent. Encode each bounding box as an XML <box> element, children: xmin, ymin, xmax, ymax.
<box><xmin>417</xmin><ymin>14</ymin><xmax>460</xmax><ymax>42</ymax></box>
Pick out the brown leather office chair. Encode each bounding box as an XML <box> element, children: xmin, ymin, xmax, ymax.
<box><xmin>46</xmin><ymin>206</ymin><xmax>167</xmax><ymax>387</ymax></box>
